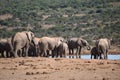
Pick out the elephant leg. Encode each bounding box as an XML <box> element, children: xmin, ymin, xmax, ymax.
<box><xmin>76</xmin><ymin>48</ymin><xmax>78</xmax><ymax>58</ymax></box>
<box><xmin>72</xmin><ymin>49</ymin><xmax>74</xmax><ymax>58</ymax></box>
<box><xmin>41</xmin><ymin>50</ymin><xmax>45</xmax><ymax>57</ymax></box>
<box><xmin>40</xmin><ymin>50</ymin><xmax>43</xmax><ymax>57</ymax></box>
<box><xmin>94</xmin><ymin>54</ymin><xmax>97</xmax><ymax>59</ymax></box>
<box><xmin>41</xmin><ymin>49</ymin><xmax>47</xmax><ymax>57</ymax></box>
<box><xmin>97</xmin><ymin>54</ymin><xmax>99</xmax><ymax>59</ymax></box>
<box><xmin>63</xmin><ymin>50</ymin><xmax>66</xmax><ymax>58</ymax></box>
<box><xmin>78</xmin><ymin>47</ymin><xmax>81</xmax><ymax>58</ymax></box>
<box><xmin>6</xmin><ymin>51</ymin><xmax>9</xmax><ymax>58</ymax></box>
<box><xmin>98</xmin><ymin>50</ymin><xmax>102</xmax><ymax>59</ymax></box>
<box><xmin>26</xmin><ymin>47</ymin><xmax>29</xmax><ymax>57</ymax></box>
<box><xmin>104</xmin><ymin>50</ymin><xmax>108</xmax><ymax>59</ymax></box>
<box><xmin>45</xmin><ymin>51</ymin><xmax>48</xmax><ymax>57</ymax></box>
<box><xmin>23</xmin><ymin>44</ymin><xmax>29</xmax><ymax>57</ymax></box>
<box><xmin>103</xmin><ymin>50</ymin><xmax>106</xmax><ymax>59</ymax></box>
<box><xmin>19</xmin><ymin>49</ymin><xmax>23</xmax><ymax>57</ymax></box>
<box><xmin>62</xmin><ymin>50</ymin><xmax>65</xmax><ymax>58</ymax></box>
<box><xmin>69</xmin><ymin>49</ymin><xmax>71</xmax><ymax>58</ymax></box>
<box><xmin>56</xmin><ymin>51</ymin><xmax>58</xmax><ymax>58</ymax></box>
<box><xmin>95</xmin><ymin>54</ymin><xmax>98</xmax><ymax>59</ymax></box>
<box><xmin>33</xmin><ymin>46</ymin><xmax>37</xmax><ymax>57</ymax></box>
<box><xmin>14</xmin><ymin>50</ymin><xmax>18</xmax><ymax>58</ymax></box>
<box><xmin>56</xmin><ymin>49</ymin><xmax>59</xmax><ymax>58</ymax></box>
<box><xmin>1</xmin><ymin>51</ymin><xmax>5</xmax><ymax>58</ymax></box>
<box><xmin>91</xmin><ymin>54</ymin><xmax>92</xmax><ymax>59</ymax></box>
<box><xmin>46</xmin><ymin>50</ymin><xmax>50</xmax><ymax>57</ymax></box>
<box><xmin>60</xmin><ymin>50</ymin><xmax>64</xmax><ymax>58</ymax></box>
<box><xmin>32</xmin><ymin>49</ymin><xmax>36</xmax><ymax>57</ymax></box>
<box><xmin>99</xmin><ymin>54</ymin><xmax>103</xmax><ymax>59</ymax></box>
<box><xmin>37</xmin><ymin>49</ymin><xmax>40</xmax><ymax>57</ymax></box>
<box><xmin>40</xmin><ymin>50</ymin><xmax>44</xmax><ymax>57</ymax></box>
<box><xmin>0</xmin><ymin>53</ymin><xmax>1</xmax><ymax>58</ymax></box>
<box><xmin>106</xmin><ymin>50</ymin><xmax>108</xmax><ymax>59</ymax></box>
<box><xmin>52</xmin><ymin>50</ymin><xmax>55</xmax><ymax>58</ymax></box>
<box><xmin>60</xmin><ymin>52</ymin><xmax>62</xmax><ymax>58</ymax></box>
<box><xmin>37</xmin><ymin>48</ymin><xmax>40</xmax><ymax>57</ymax></box>
<box><xmin>36</xmin><ymin>49</ymin><xmax>39</xmax><ymax>57</ymax></box>
<box><xmin>21</xmin><ymin>48</ymin><xmax>24</xmax><ymax>57</ymax></box>
<box><xmin>10</xmin><ymin>52</ymin><xmax>14</xmax><ymax>58</ymax></box>
<box><xmin>39</xmin><ymin>51</ymin><xmax>42</xmax><ymax>57</ymax></box>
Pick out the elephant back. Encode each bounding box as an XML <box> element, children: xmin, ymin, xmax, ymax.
<box><xmin>98</xmin><ymin>38</ymin><xmax>110</xmax><ymax>49</ymax></box>
<box><xmin>91</xmin><ymin>47</ymin><xmax>98</xmax><ymax>55</ymax></box>
<box><xmin>67</xmin><ymin>38</ymin><xmax>79</xmax><ymax>49</ymax></box>
<box><xmin>0</xmin><ymin>39</ymin><xmax>7</xmax><ymax>50</ymax></box>
<box><xmin>34</xmin><ymin>37</ymin><xmax>40</xmax><ymax>46</ymax></box>
<box><xmin>12</xmin><ymin>32</ymin><xmax>28</xmax><ymax>45</ymax></box>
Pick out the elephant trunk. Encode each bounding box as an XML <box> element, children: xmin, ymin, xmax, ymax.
<box><xmin>31</xmin><ymin>39</ymin><xmax>36</xmax><ymax>47</ymax></box>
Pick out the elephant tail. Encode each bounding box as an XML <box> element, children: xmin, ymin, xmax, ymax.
<box><xmin>11</xmin><ymin>35</ymin><xmax>15</xmax><ymax>52</ymax></box>
<box><xmin>98</xmin><ymin>45</ymin><xmax>104</xmax><ymax>54</ymax></box>
<box><xmin>11</xmin><ymin>34</ymin><xmax>15</xmax><ymax>46</ymax></box>
<box><xmin>11</xmin><ymin>35</ymin><xmax>17</xmax><ymax>52</ymax></box>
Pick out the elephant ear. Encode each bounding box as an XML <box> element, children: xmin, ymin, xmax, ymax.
<box><xmin>77</xmin><ymin>38</ymin><xmax>82</xmax><ymax>46</ymax></box>
<box><xmin>59</xmin><ymin>37</ymin><xmax>64</xmax><ymax>42</ymax></box>
<box><xmin>80</xmin><ymin>39</ymin><xmax>87</xmax><ymax>46</ymax></box>
<box><xmin>26</xmin><ymin>31</ymin><xmax>34</xmax><ymax>42</ymax></box>
<box><xmin>81</xmin><ymin>39</ymin><xmax>91</xmax><ymax>50</ymax></box>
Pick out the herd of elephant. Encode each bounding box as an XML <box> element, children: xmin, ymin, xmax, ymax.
<box><xmin>0</xmin><ymin>31</ymin><xmax>111</xmax><ymax>59</ymax></box>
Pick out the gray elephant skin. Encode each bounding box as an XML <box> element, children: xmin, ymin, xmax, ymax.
<box><xmin>68</xmin><ymin>38</ymin><xmax>91</xmax><ymax>58</ymax></box>
<box><xmin>56</xmin><ymin>42</ymin><xmax>68</xmax><ymax>58</ymax></box>
<box><xmin>28</xmin><ymin>37</ymin><xmax>40</xmax><ymax>57</ymax></box>
<box><xmin>11</xmin><ymin>31</ymin><xmax>35</xmax><ymax>57</ymax></box>
<box><xmin>90</xmin><ymin>46</ymin><xmax>99</xmax><ymax>59</ymax></box>
<box><xmin>0</xmin><ymin>38</ymin><xmax>13</xmax><ymax>58</ymax></box>
<box><xmin>38</xmin><ymin>37</ymin><xmax>64</xmax><ymax>57</ymax></box>
<box><xmin>96</xmin><ymin>38</ymin><xmax>110</xmax><ymax>59</ymax></box>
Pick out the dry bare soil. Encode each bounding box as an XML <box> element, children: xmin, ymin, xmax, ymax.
<box><xmin>0</xmin><ymin>57</ymin><xmax>120</xmax><ymax>80</ymax></box>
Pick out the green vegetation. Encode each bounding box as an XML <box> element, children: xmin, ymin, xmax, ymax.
<box><xmin>0</xmin><ymin>0</ymin><xmax>120</xmax><ymax>44</ymax></box>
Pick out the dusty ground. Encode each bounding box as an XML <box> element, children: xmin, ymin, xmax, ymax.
<box><xmin>0</xmin><ymin>57</ymin><xmax>120</xmax><ymax>80</ymax></box>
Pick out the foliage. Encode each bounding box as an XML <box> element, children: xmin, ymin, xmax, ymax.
<box><xmin>0</xmin><ymin>0</ymin><xmax>120</xmax><ymax>44</ymax></box>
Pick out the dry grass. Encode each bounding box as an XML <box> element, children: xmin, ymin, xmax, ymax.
<box><xmin>0</xmin><ymin>14</ymin><xmax>13</xmax><ymax>20</ymax></box>
<box><xmin>111</xmin><ymin>2</ymin><xmax>120</xmax><ymax>7</ymax></box>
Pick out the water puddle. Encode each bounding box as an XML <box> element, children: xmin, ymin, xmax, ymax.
<box><xmin>50</xmin><ymin>54</ymin><xmax>120</xmax><ymax>60</ymax></box>
<box><xmin>78</xmin><ymin>54</ymin><xmax>120</xmax><ymax>60</ymax></box>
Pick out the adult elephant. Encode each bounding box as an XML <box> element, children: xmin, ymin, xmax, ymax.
<box><xmin>96</xmin><ymin>38</ymin><xmax>110</xmax><ymax>59</ymax></box>
<box><xmin>11</xmin><ymin>31</ymin><xmax>35</xmax><ymax>57</ymax></box>
<box><xmin>68</xmin><ymin>38</ymin><xmax>91</xmax><ymax>58</ymax></box>
<box><xmin>90</xmin><ymin>47</ymin><xmax>99</xmax><ymax>59</ymax></box>
<box><xmin>56</xmin><ymin>42</ymin><xmax>68</xmax><ymax>58</ymax></box>
<box><xmin>38</xmin><ymin>37</ymin><xmax>64</xmax><ymax>57</ymax></box>
<box><xmin>0</xmin><ymin>38</ymin><xmax>13</xmax><ymax>58</ymax></box>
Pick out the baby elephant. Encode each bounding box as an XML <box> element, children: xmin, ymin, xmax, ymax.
<box><xmin>57</xmin><ymin>42</ymin><xmax>68</xmax><ymax>58</ymax></box>
<box><xmin>91</xmin><ymin>47</ymin><xmax>99</xmax><ymax>59</ymax></box>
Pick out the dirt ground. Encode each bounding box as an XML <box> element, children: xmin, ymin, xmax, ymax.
<box><xmin>0</xmin><ymin>57</ymin><xmax>120</xmax><ymax>80</ymax></box>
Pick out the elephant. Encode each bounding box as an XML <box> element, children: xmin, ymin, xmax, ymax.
<box><xmin>38</xmin><ymin>36</ymin><xmax>64</xmax><ymax>57</ymax></box>
<box><xmin>0</xmin><ymin>38</ymin><xmax>13</xmax><ymax>58</ymax></box>
<box><xmin>28</xmin><ymin>42</ymin><xmax>36</xmax><ymax>57</ymax></box>
<box><xmin>96</xmin><ymin>38</ymin><xmax>110</xmax><ymax>59</ymax></box>
<box><xmin>67</xmin><ymin>38</ymin><xmax>91</xmax><ymax>58</ymax></box>
<box><xmin>11</xmin><ymin>31</ymin><xmax>35</xmax><ymax>57</ymax></box>
<box><xmin>56</xmin><ymin>42</ymin><xmax>68</xmax><ymax>58</ymax></box>
<box><xmin>28</xmin><ymin>37</ymin><xmax>40</xmax><ymax>57</ymax></box>
<box><xmin>90</xmin><ymin>46</ymin><xmax>99</xmax><ymax>59</ymax></box>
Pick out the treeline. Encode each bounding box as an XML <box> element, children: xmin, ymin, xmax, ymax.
<box><xmin>0</xmin><ymin>0</ymin><xmax>120</xmax><ymax>45</ymax></box>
